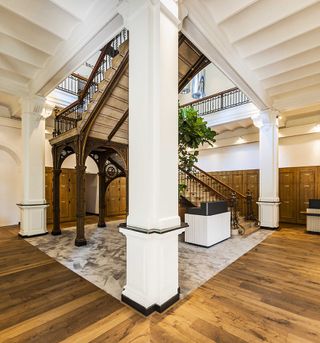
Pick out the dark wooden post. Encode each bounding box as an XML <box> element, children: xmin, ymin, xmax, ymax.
<box><xmin>98</xmin><ymin>170</ymin><xmax>107</xmax><ymax>227</ymax></box>
<box><xmin>75</xmin><ymin>163</ymin><xmax>87</xmax><ymax>246</ymax></box>
<box><xmin>231</xmin><ymin>192</ymin><xmax>239</xmax><ymax>232</ymax></box>
<box><xmin>245</xmin><ymin>190</ymin><xmax>254</xmax><ymax>221</ymax></box>
<box><xmin>52</xmin><ymin>168</ymin><xmax>61</xmax><ymax>235</ymax></box>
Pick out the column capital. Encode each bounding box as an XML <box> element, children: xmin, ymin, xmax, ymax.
<box><xmin>20</xmin><ymin>95</ymin><xmax>46</xmax><ymax>118</ymax></box>
<box><xmin>118</xmin><ymin>0</ymin><xmax>180</xmax><ymax>28</ymax></box>
<box><xmin>251</xmin><ymin>109</ymin><xmax>279</xmax><ymax>128</ymax></box>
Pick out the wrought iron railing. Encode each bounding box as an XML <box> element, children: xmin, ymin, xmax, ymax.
<box><xmin>180</xmin><ymin>87</ymin><xmax>250</xmax><ymax>116</ymax></box>
<box><xmin>57</xmin><ymin>74</ymin><xmax>86</xmax><ymax>96</ymax></box>
<box><xmin>53</xmin><ymin>29</ymin><xmax>129</xmax><ymax>137</ymax></box>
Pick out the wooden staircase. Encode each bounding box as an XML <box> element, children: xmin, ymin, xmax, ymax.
<box><xmin>51</xmin><ymin>31</ymin><xmax>209</xmax><ymax>146</ymax></box>
<box><xmin>179</xmin><ymin>166</ymin><xmax>260</xmax><ymax>235</ymax></box>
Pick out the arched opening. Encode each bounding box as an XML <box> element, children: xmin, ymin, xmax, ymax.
<box><xmin>0</xmin><ymin>146</ymin><xmax>21</xmax><ymax>226</ymax></box>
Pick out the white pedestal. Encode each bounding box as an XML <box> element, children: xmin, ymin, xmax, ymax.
<box><xmin>120</xmin><ymin>227</ymin><xmax>184</xmax><ymax>315</ymax></box>
<box><xmin>184</xmin><ymin>212</ymin><xmax>231</xmax><ymax>247</ymax></box>
<box><xmin>257</xmin><ymin>201</ymin><xmax>280</xmax><ymax>229</ymax></box>
<box><xmin>18</xmin><ymin>203</ymin><xmax>49</xmax><ymax>237</ymax></box>
<box><xmin>306</xmin><ymin>208</ymin><xmax>320</xmax><ymax>233</ymax></box>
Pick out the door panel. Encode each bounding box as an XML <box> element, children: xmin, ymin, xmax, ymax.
<box><xmin>297</xmin><ymin>168</ymin><xmax>316</xmax><ymax>224</ymax></box>
<box><xmin>279</xmin><ymin>169</ymin><xmax>296</xmax><ymax>223</ymax></box>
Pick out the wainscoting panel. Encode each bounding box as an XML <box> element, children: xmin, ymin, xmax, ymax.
<box><xmin>209</xmin><ymin>166</ymin><xmax>320</xmax><ymax>224</ymax></box>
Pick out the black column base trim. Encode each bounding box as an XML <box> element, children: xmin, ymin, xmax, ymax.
<box><xmin>19</xmin><ymin>232</ymin><xmax>48</xmax><ymax>238</ymax></box>
<box><xmin>119</xmin><ymin>222</ymin><xmax>188</xmax><ymax>235</ymax></box>
<box><xmin>51</xmin><ymin>230</ymin><xmax>62</xmax><ymax>236</ymax></box>
<box><xmin>97</xmin><ymin>223</ymin><xmax>107</xmax><ymax>228</ymax></box>
<box><xmin>75</xmin><ymin>238</ymin><xmax>87</xmax><ymax>246</ymax></box>
<box><xmin>260</xmin><ymin>226</ymin><xmax>280</xmax><ymax>231</ymax></box>
<box><xmin>121</xmin><ymin>292</ymin><xmax>180</xmax><ymax>316</ymax></box>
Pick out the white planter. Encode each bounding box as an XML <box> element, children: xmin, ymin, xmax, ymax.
<box><xmin>184</xmin><ymin>212</ymin><xmax>231</xmax><ymax>247</ymax></box>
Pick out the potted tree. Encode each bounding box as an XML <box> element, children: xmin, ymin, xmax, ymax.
<box><xmin>178</xmin><ymin>106</ymin><xmax>216</xmax><ymax>220</ymax></box>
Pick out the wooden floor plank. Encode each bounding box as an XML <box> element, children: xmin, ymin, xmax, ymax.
<box><xmin>0</xmin><ymin>224</ymin><xmax>320</xmax><ymax>342</ymax></box>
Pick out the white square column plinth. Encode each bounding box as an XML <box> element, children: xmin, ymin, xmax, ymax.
<box><xmin>118</xmin><ymin>0</ymin><xmax>184</xmax><ymax>315</ymax></box>
<box><xmin>252</xmin><ymin>110</ymin><xmax>280</xmax><ymax>229</ymax></box>
<box><xmin>120</xmin><ymin>227</ymin><xmax>184</xmax><ymax>314</ymax></box>
<box><xmin>18</xmin><ymin>96</ymin><xmax>48</xmax><ymax>237</ymax></box>
<box><xmin>18</xmin><ymin>203</ymin><xmax>49</xmax><ymax>237</ymax></box>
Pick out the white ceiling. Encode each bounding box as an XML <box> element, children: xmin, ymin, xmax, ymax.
<box><xmin>0</xmin><ymin>0</ymin><xmax>122</xmax><ymax>117</ymax></box>
<box><xmin>183</xmin><ymin>0</ymin><xmax>320</xmax><ymax>113</ymax></box>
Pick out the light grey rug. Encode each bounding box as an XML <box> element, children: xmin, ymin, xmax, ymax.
<box><xmin>27</xmin><ymin>220</ymin><xmax>272</xmax><ymax>300</ymax></box>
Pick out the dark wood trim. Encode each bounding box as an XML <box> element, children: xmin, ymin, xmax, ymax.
<box><xmin>179</xmin><ymin>167</ymin><xmax>227</xmax><ymax>200</ymax></box>
<box><xmin>179</xmin><ymin>55</ymin><xmax>210</xmax><ymax>93</ymax></box>
<box><xmin>121</xmin><ymin>292</ymin><xmax>180</xmax><ymax>316</ymax></box>
<box><xmin>118</xmin><ymin>222</ymin><xmax>188</xmax><ymax>235</ymax></box>
<box><xmin>108</xmin><ymin>109</ymin><xmax>128</xmax><ymax>141</ymax></box>
<box><xmin>193</xmin><ymin>165</ymin><xmax>246</xmax><ymax>199</ymax></box>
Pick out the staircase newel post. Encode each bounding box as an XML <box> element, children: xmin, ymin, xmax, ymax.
<box><xmin>231</xmin><ymin>191</ymin><xmax>239</xmax><ymax>231</ymax></box>
<box><xmin>245</xmin><ymin>190</ymin><xmax>254</xmax><ymax>221</ymax></box>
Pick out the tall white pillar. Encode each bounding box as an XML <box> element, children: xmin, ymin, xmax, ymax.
<box><xmin>18</xmin><ymin>96</ymin><xmax>49</xmax><ymax>237</ymax></box>
<box><xmin>118</xmin><ymin>0</ymin><xmax>184</xmax><ymax>315</ymax></box>
<box><xmin>253</xmin><ymin>110</ymin><xmax>280</xmax><ymax>229</ymax></box>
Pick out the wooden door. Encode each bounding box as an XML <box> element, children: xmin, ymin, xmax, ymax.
<box><xmin>245</xmin><ymin>170</ymin><xmax>259</xmax><ymax>217</ymax></box>
<box><xmin>106</xmin><ymin>177</ymin><xmax>127</xmax><ymax>216</ymax></box>
<box><xmin>279</xmin><ymin>169</ymin><xmax>297</xmax><ymax>223</ymax></box>
<box><xmin>45</xmin><ymin>167</ymin><xmax>53</xmax><ymax>223</ymax></box>
<box><xmin>106</xmin><ymin>178</ymin><xmax>120</xmax><ymax>216</ymax></box>
<box><xmin>60</xmin><ymin>171</ymin><xmax>69</xmax><ymax>220</ymax></box>
<box><xmin>297</xmin><ymin>168</ymin><xmax>317</xmax><ymax>224</ymax></box>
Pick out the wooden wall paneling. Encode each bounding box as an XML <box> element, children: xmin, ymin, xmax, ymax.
<box><xmin>279</xmin><ymin>168</ymin><xmax>297</xmax><ymax>223</ymax></box>
<box><xmin>244</xmin><ymin>170</ymin><xmax>259</xmax><ymax>217</ymax></box>
<box><xmin>297</xmin><ymin>167</ymin><xmax>317</xmax><ymax>224</ymax></box>
<box><xmin>119</xmin><ymin>177</ymin><xmax>127</xmax><ymax>214</ymax></box>
<box><xmin>106</xmin><ymin>179</ymin><xmax>120</xmax><ymax>216</ymax></box>
<box><xmin>45</xmin><ymin>167</ymin><xmax>53</xmax><ymax>223</ymax></box>
<box><xmin>60</xmin><ymin>170</ymin><xmax>69</xmax><ymax>220</ymax></box>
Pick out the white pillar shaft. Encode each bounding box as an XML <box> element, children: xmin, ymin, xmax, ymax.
<box><xmin>18</xmin><ymin>96</ymin><xmax>48</xmax><ymax>236</ymax></box>
<box><xmin>126</xmin><ymin>0</ymin><xmax>180</xmax><ymax>230</ymax></box>
<box><xmin>22</xmin><ymin>113</ymin><xmax>46</xmax><ymax>204</ymax></box>
<box><xmin>119</xmin><ymin>0</ymin><xmax>183</xmax><ymax>314</ymax></box>
<box><xmin>258</xmin><ymin>110</ymin><xmax>280</xmax><ymax>228</ymax></box>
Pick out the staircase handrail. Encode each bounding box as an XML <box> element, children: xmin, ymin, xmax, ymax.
<box><xmin>192</xmin><ymin>165</ymin><xmax>246</xmax><ymax>199</ymax></box>
<box><xmin>179</xmin><ymin>167</ymin><xmax>227</xmax><ymax>200</ymax></box>
<box><xmin>53</xmin><ymin>29</ymin><xmax>128</xmax><ymax>136</ymax></box>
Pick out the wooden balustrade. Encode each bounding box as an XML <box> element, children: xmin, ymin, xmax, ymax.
<box><xmin>53</xmin><ymin>29</ymin><xmax>129</xmax><ymax>137</ymax></box>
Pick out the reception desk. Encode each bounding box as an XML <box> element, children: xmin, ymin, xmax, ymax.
<box><xmin>184</xmin><ymin>202</ymin><xmax>231</xmax><ymax>247</ymax></box>
<box><xmin>304</xmin><ymin>199</ymin><xmax>320</xmax><ymax>233</ymax></box>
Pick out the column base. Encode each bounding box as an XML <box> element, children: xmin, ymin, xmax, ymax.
<box><xmin>75</xmin><ymin>238</ymin><xmax>87</xmax><ymax>247</ymax></box>
<box><xmin>17</xmin><ymin>203</ymin><xmax>49</xmax><ymax>237</ymax></box>
<box><xmin>119</xmin><ymin>223</ymin><xmax>186</xmax><ymax>316</ymax></box>
<box><xmin>51</xmin><ymin>229</ymin><xmax>62</xmax><ymax>236</ymax></box>
<box><xmin>97</xmin><ymin>222</ymin><xmax>106</xmax><ymax>228</ymax></box>
<box><xmin>257</xmin><ymin>200</ymin><xmax>280</xmax><ymax>229</ymax></box>
<box><xmin>121</xmin><ymin>292</ymin><xmax>180</xmax><ymax>316</ymax></box>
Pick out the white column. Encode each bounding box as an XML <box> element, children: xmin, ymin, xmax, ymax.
<box><xmin>253</xmin><ymin>110</ymin><xmax>280</xmax><ymax>229</ymax></box>
<box><xmin>118</xmin><ymin>0</ymin><xmax>184</xmax><ymax>315</ymax></box>
<box><xmin>18</xmin><ymin>96</ymin><xmax>49</xmax><ymax>237</ymax></box>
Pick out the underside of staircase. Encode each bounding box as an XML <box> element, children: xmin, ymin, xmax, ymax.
<box><xmin>49</xmin><ymin>30</ymin><xmax>212</xmax><ymax>245</ymax></box>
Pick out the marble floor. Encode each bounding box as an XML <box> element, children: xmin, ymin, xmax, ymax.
<box><xmin>26</xmin><ymin>220</ymin><xmax>272</xmax><ymax>300</ymax></box>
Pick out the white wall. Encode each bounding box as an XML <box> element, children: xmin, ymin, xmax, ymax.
<box><xmin>0</xmin><ymin>124</ymin><xmax>22</xmax><ymax>226</ymax></box>
<box><xmin>85</xmin><ymin>174</ymin><xmax>99</xmax><ymax>214</ymax></box>
<box><xmin>198</xmin><ymin>133</ymin><xmax>320</xmax><ymax>172</ymax></box>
